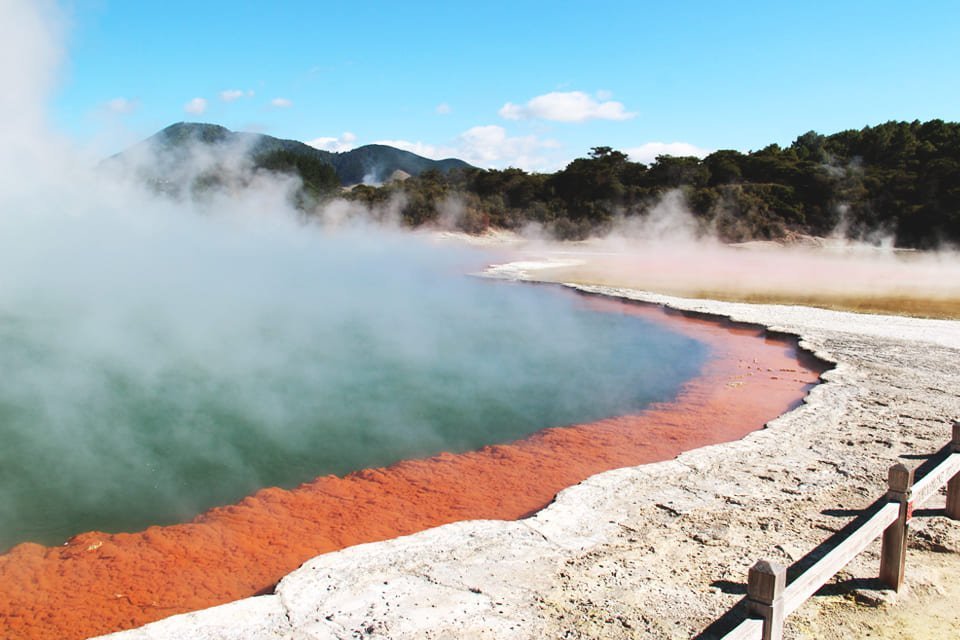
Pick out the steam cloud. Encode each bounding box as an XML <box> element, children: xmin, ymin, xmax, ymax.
<box><xmin>506</xmin><ymin>189</ymin><xmax>960</xmax><ymax>311</ymax></box>
<box><xmin>3</xmin><ymin>0</ymin><xmax>957</xmax><ymax>553</ymax></box>
<box><xmin>0</xmin><ymin>1</ymin><xmax>707</xmax><ymax>550</ymax></box>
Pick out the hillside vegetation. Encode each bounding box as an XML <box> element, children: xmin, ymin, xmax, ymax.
<box><xmin>350</xmin><ymin>119</ymin><xmax>960</xmax><ymax>249</ymax></box>
<box><xmin>119</xmin><ymin>120</ymin><xmax>960</xmax><ymax>249</ymax></box>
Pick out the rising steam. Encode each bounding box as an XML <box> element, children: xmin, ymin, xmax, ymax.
<box><xmin>0</xmin><ymin>1</ymin><xmax>711</xmax><ymax>550</ymax></box>
<box><xmin>501</xmin><ymin>189</ymin><xmax>960</xmax><ymax>315</ymax></box>
<box><xmin>3</xmin><ymin>0</ymin><xmax>959</xmax><ymax>555</ymax></box>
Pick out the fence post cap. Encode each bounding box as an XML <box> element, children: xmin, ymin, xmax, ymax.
<box><xmin>750</xmin><ymin>559</ymin><xmax>786</xmax><ymax>574</ymax></box>
<box><xmin>887</xmin><ymin>463</ymin><xmax>914</xmax><ymax>493</ymax></box>
<box><xmin>748</xmin><ymin>560</ymin><xmax>786</xmax><ymax>604</ymax></box>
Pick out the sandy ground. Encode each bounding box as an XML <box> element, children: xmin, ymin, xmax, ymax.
<box><xmin>509</xmin><ymin>246</ymin><xmax>960</xmax><ymax>639</ymax></box>
<box><xmin>505</xmin><ymin>245</ymin><xmax>960</xmax><ymax>639</ymax></box>
<box><xmin>96</xmin><ymin>252</ymin><xmax>960</xmax><ymax>640</ymax></box>
<box><xmin>791</xmin><ymin>549</ymin><xmax>960</xmax><ymax>640</ymax></box>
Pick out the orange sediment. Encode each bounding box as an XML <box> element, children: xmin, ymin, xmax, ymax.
<box><xmin>0</xmin><ymin>295</ymin><xmax>825</xmax><ymax>640</ymax></box>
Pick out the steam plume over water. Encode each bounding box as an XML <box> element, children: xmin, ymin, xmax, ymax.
<box><xmin>0</xmin><ymin>3</ymin><xmax>713</xmax><ymax>552</ymax></box>
<box><xmin>3</xmin><ymin>0</ymin><xmax>957</xmax><ymax>561</ymax></box>
<box><xmin>0</xmin><ymin>6</ymin><xmax>829</xmax><ymax>637</ymax></box>
<box><xmin>0</xmin><ymin>218</ymin><xmax>708</xmax><ymax>549</ymax></box>
<box><xmin>0</xmin><ymin>101</ymin><xmax>710</xmax><ymax>550</ymax></box>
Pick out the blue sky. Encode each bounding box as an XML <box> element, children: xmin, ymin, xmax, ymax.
<box><xmin>48</xmin><ymin>0</ymin><xmax>960</xmax><ymax>170</ymax></box>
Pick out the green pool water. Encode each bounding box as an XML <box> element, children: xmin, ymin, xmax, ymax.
<box><xmin>0</xmin><ymin>232</ymin><xmax>708</xmax><ymax>551</ymax></box>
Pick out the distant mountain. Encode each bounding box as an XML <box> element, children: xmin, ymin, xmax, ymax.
<box><xmin>328</xmin><ymin>143</ymin><xmax>471</xmax><ymax>185</ymax></box>
<box><xmin>113</xmin><ymin>122</ymin><xmax>473</xmax><ymax>188</ymax></box>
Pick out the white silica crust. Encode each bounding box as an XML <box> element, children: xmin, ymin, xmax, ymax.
<box><xmin>97</xmin><ymin>277</ymin><xmax>960</xmax><ymax>640</ymax></box>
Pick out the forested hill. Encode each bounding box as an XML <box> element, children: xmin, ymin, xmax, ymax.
<box><xmin>348</xmin><ymin>119</ymin><xmax>960</xmax><ymax>249</ymax></box>
<box><xmin>112</xmin><ymin>122</ymin><xmax>472</xmax><ymax>190</ymax></box>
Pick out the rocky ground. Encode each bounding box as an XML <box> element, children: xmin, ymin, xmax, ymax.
<box><xmin>100</xmin><ymin>279</ymin><xmax>960</xmax><ymax>640</ymax></box>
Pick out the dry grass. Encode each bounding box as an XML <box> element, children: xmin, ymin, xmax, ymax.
<box><xmin>535</xmin><ymin>266</ymin><xmax>960</xmax><ymax>320</ymax></box>
<box><xmin>669</xmin><ymin>291</ymin><xmax>960</xmax><ymax>320</ymax></box>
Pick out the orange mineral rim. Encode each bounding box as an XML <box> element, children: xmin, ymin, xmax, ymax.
<box><xmin>0</xmin><ymin>291</ymin><xmax>826</xmax><ymax>640</ymax></box>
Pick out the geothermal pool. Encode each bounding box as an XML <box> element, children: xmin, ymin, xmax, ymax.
<box><xmin>0</xmin><ymin>225</ymin><xmax>825</xmax><ymax>640</ymax></box>
<box><xmin>0</xmin><ymin>272</ymin><xmax>706</xmax><ymax>551</ymax></box>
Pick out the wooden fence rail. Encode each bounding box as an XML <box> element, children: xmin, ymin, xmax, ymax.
<box><xmin>720</xmin><ymin>421</ymin><xmax>960</xmax><ymax>640</ymax></box>
<box><xmin>721</xmin><ymin>617</ymin><xmax>764</xmax><ymax>640</ymax></box>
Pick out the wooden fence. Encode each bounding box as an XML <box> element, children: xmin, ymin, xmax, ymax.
<box><xmin>719</xmin><ymin>421</ymin><xmax>960</xmax><ymax>640</ymax></box>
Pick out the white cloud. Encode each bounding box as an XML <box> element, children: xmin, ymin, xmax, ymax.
<box><xmin>306</xmin><ymin>131</ymin><xmax>357</xmax><ymax>153</ymax></box>
<box><xmin>374</xmin><ymin>139</ymin><xmax>449</xmax><ymax>159</ymax></box>
<box><xmin>595</xmin><ymin>89</ymin><xmax>613</xmax><ymax>100</ymax></box>
<box><xmin>435</xmin><ymin>102</ymin><xmax>451</xmax><ymax>115</ymax></box>
<box><xmin>375</xmin><ymin>125</ymin><xmax>560</xmax><ymax>171</ymax></box>
<box><xmin>219</xmin><ymin>89</ymin><xmax>246</xmax><ymax>102</ymax></box>
<box><xmin>184</xmin><ymin>97</ymin><xmax>207</xmax><ymax>115</ymax></box>
<box><xmin>458</xmin><ymin>125</ymin><xmax>559</xmax><ymax>168</ymax></box>
<box><xmin>271</xmin><ymin>97</ymin><xmax>292</xmax><ymax>108</ymax></box>
<box><xmin>499</xmin><ymin>91</ymin><xmax>635</xmax><ymax>122</ymax></box>
<box><xmin>105</xmin><ymin>97</ymin><xmax>137</xmax><ymax>114</ymax></box>
<box><xmin>624</xmin><ymin>142</ymin><xmax>712</xmax><ymax>164</ymax></box>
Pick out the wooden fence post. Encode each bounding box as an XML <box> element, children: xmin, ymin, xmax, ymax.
<box><xmin>947</xmin><ymin>421</ymin><xmax>960</xmax><ymax>520</ymax></box>
<box><xmin>879</xmin><ymin>463</ymin><xmax>914</xmax><ymax>590</ymax></box>
<box><xmin>747</xmin><ymin>560</ymin><xmax>786</xmax><ymax>640</ymax></box>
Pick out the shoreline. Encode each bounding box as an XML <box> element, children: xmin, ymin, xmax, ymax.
<box><xmin>90</xmin><ymin>276</ymin><xmax>960</xmax><ymax>639</ymax></box>
<box><xmin>0</xmin><ymin>288</ymin><xmax>819</xmax><ymax>640</ymax></box>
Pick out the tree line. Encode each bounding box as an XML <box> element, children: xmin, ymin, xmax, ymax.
<box><xmin>339</xmin><ymin>119</ymin><xmax>960</xmax><ymax>249</ymax></box>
